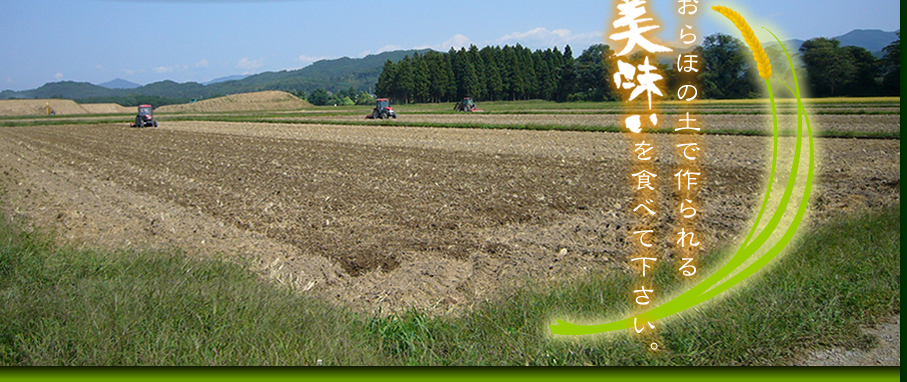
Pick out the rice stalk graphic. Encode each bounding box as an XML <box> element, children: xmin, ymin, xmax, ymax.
<box><xmin>712</xmin><ymin>5</ymin><xmax>772</xmax><ymax>80</ymax></box>
<box><xmin>551</xmin><ymin>6</ymin><xmax>815</xmax><ymax>336</ymax></box>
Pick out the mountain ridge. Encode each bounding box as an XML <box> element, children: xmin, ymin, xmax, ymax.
<box><xmin>0</xmin><ymin>49</ymin><xmax>432</xmax><ymax>103</ymax></box>
<box><xmin>98</xmin><ymin>78</ymin><xmax>142</xmax><ymax>89</ymax></box>
<box><xmin>1</xmin><ymin>30</ymin><xmax>897</xmax><ymax>103</ymax></box>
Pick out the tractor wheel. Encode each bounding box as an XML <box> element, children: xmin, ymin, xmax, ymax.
<box><xmin>153</xmin><ymin>121</ymin><xmax>158</xmax><ymax>128</ymax></box>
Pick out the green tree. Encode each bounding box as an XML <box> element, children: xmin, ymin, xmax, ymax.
<box><xmin>556</xmin><ymin>45</ymin><xmax>578</xmax><ymax>102</ymax></box>
<box><xmin>481</xmin><ymin>46</ymin><xmax>504</xmax><ymax>101</ymax></box>
<box><xmin>355</xmin><ymin>91</ymin><xmax>375</xmax><ymax>105</ymax></box>
<box><xmin>841</xmin><ymin>46</ymin><xmax>879</xmax><ymax>96</ymax></box>
<box><xmin>413</xmin><ymin>53</ymin><xmax>431</xmax><ymax>103</ymax></box>
<box><xmin>880</xmin><ymin>32</ymin><xmax>900</xmax><ymax>96</ymax></box>
<box><xmin>575</xmin><ymin>44</ymin><xmax>617</xmax><ymax>101</ymax></box>
<box><xmin>375</xmin><ymin>60</ymin><xmax>397</xmax><ymax>99</ymax></box>
<box><xmin>504</xmin><ymin>45</ymin><xmax>527</xmax><ymax>100</ymax></box>
<box><xmin>451</xmin><ymin>47</ymin><xmax>478</xmax><ymax>99</ymax></box>
<box><xmin>392</xmin><ymin>56</ymin><xmax>414</xmax><ymax>103</ymax></box>
<box><xmin>536</xmin><ymin>49</ymin><xmax>558</xmax><ymax>100</ymax></box>
<box><xmin>467</xmin><ymin>45</ymin><xmax>487</xmax><ymax>100</ymax></box>
<box><xmin>308</xmin><ymin>88</ymin><xmax>330</xmax><ymax>106</ymax></box>
<box><xmin>698</xmin><ymin>33</ymin><xmax>760</xmax><ymax>99</ymax></box>
<box><xmin>799</xmin><ymin>38</ymin><xmax>855</xmax><ymax>97</ymax></box>
<box><xmin>763</xmin><ymin>44</ymin><xmax>804</xmax><ymax>98</ymax></box>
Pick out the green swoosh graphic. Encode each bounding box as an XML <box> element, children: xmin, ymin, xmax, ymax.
<box><xmin>551</xmin><ymin>30</ymin><xmax>814</xmax><ymax>336</ymax></box>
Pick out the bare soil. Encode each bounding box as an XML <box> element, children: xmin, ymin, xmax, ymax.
<box><xmin>795</xmin><ymin>314</ymin><xmax>900</xmax><ymax>366</ymax></box>
<box><xmin>0</xmin><ymin>121</ymin><xmax>898</xmax><ymax>317</ymax></box>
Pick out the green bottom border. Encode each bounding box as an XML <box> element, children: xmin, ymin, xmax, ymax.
<box><xmin>1</xmin><ymin>367</ymin><xmax>900</xmax><ymax>381</ymax></box>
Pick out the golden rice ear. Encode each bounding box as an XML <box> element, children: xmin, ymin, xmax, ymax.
<box><xmin>712</xmin><ymin>5</ymin><xmax>772</xmax><ymax>80</ymax></box>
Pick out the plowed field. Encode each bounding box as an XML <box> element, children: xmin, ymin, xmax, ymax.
<box><xmin>0</xmin><ymin>120</ymin><xmax>899</xmax><ymax>313</ymax></box>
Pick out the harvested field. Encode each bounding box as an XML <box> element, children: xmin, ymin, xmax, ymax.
<box><xmin>80</xmin><ymin>103</ymin><xmax>134</xmax><ymax>114</ymax></box>
<box><xmin>156</xmin><ymin>91</ymin><xmax>312</xmax><ymax>113</ymax></box>
<box><xmin>0</xmin><ymin>99</ymin><xmax>88</xmax><ymax>116</ymax></box>
<box><xmin>0</xmin><ymin>119</ymin><xmax>898</xmax><ymax>314</ymax></box>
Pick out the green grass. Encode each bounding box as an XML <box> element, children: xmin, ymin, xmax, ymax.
<box><xmin>0</xmin><ymin>204</ymin><xmax>898</xmax><ymax>365</ymax></box>
<box><xmin>0</xmin><ymin>222</ymin><xmax>384</xmax><ymax>366</ymax></box>
<box><xmin>362</xmin><ymin>205</ymin><xmax>900</xmax><ymax>365</ymax></box>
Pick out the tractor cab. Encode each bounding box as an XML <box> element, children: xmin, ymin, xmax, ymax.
<box><xmin>454</xmin><ymin>97</ymin><xmax>483</xmax><ymax>112</ymax></box>
<box><xmin>132</xmin><ymin>104</ymin><xmax>158</xmax><ymax>128</ymax></box>
<box><xmin>366</xmin><ymin>98</ymin><xmax>397</xmax><ymax>119</ymax></box>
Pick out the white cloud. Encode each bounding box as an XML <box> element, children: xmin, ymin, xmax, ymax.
<box><xmin>5</xmin><ymin>78</ymin><xmax>13</xmax><ymax>84</ymax></box>
<box><xmin>358</xmin><ymin>45</ymin><xmax>403</xmax><ymax>57</ymax></box>
<box><xmin>153</xmin><ymin>66</ymin><xmax>174</xmax><ymax>74</ymax></box>
<box><xmin>441</xmin><ymin>34</ymin><xmax>474</xmax><ymax>50</ymax></box>
<box><xmin>236</xmin><ymin>57</ymin><xmax>264</xmax><ymax>73</ymax></box>
<box><xmin>495</xmin><ymin>27</ymin><xmax>602</xmax><ymax>49</ymax></box>
<box><xmin>195</xmin><ymin>59</ymin><xmax>209</xmax><ymax>68</ymax></box>
<box><xmin>54</xmin><ymin>72</ymin><xmax>64</xmax><ymax>80</ymax></box>
<box><xmin>123</xmin><ymin>69</ymin><xmax>135</xmax><ymax>76</ymax></box>
<box><xmin>377</xmin><ymin>44</ymin><xmax>404</xmax><ymax>54</ymax></box>
<box><xmin>398</xmin><ymin>29</ymin><xmax>599</xmax><ymax>58</ymax></box>
<box><xmin>412</xmin><ymin>34</ymin><xmax>474</xmax><ymax>52</ymax></box>
<box><xmin>297</xmin><ymin>54</ymin><xmax>333</xmax><ymax>66</ymax></box>
<box><xmin>356</xmin><ymin>28</ymin><xmax>600</xmax><ymax>62</ymax></box>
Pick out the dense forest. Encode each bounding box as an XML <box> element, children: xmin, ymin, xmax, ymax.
<box><xmin>374</xmin><ymin>32</ymin><xmax>901</xmax><ymax>103</ymax></box>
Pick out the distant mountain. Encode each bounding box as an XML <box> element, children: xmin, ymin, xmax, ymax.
<box><xmin>765</xmin><ymin>39</ymin><xmax>804</xmax><ymax>54</ymax></box>
<box><xmin>98</xmin><ymin>78</ymin><xmax>141</xmax><ymax>89</ymax></box>
<box><xmin>0</xmin><ymin>49</ymin><xmax>431</xmax><ymax>103</ymax></box>
<box><xmin>205</xmin><ymin>49</ymin><xmax>432</xmax><ymax>96</ymax></box>
<box><xmin>203</xmin><ymin>75</ymin><xmax>248</xmax><ymax>85</ymax></box>
<box><xmin>836</xmin><ymin>29</ymin><xmax>900</xmax><ymax>53</ymax></box>
<box><xmin>0</xmin><ymin>31</ymin><xmax>897</xmax><ymax>103</ymax></box>
<box><xmin>766</xmin><ymin>30</ymin><xmax>898</xmax><ymax>57</ymax></box>
<box><xmin>8</xmin><ymin>81</ymin><xmax>118</xmax><ymax>100</ymax></box>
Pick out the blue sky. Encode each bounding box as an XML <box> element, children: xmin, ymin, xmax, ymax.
<box><xmin>1</xmin><ymin>0</ymin><xmax>900</xmax><ymax>91</ymax></box>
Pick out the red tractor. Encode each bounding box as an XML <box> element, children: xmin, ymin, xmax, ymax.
<box><xmin>365</xmin><ymin>98</ymin><xmax>397</xmax><ymax>119</ymax></box>
<box><xmin>131</xmin><ymin>104</ymin><xmax>158</xmax><ymax>128</ymax></box>
<box><xmin>454</xmin><ymin>97</ymin><xmax>483</xmax><ymax>112</ymax></box>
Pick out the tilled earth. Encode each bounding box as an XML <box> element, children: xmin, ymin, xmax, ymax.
<box><xmin>0</xmin><ymin>121</ymin><xmax>899</xmax><ymax>318</ymax></box>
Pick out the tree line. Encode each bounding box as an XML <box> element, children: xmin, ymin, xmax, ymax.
<box><xmin>373</xmin><ymin>33</ymin><xmax>900</xmax><ymax>103</ymax></box>
<box><xmin>375</xmin><ymin>44</ymin><xmax>611</xmax><ymax>104</ymax></box>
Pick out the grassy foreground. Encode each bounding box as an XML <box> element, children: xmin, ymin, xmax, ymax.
<box><xmin>0</xmin><ymin>205</ymin><xmax>899</xmax><ymax>365</ymax></box>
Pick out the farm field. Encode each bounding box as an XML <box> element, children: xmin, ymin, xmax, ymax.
<box><xmin>0</xmin><ymin>102</ymin><xmax>899</xmax><ymax>314</ymax></box>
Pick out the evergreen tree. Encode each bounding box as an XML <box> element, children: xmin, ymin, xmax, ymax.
<box><xmin>413</xmin><ymin>53</ymin><xmax>431</xmax><ymax>103</ymax></box>
<box><xmin>375</xmin><ymin>60</ymin><xmax>397</xmax><ymax>99</ymax></box>
<box><xmin>393</xmin><ymin>56</ymin><xmax>414</xmax><ymax>103</ymax></box>
<box><xmin>880</xmin><ymin>32</ymin><xmax>900</xmax><ymax>96</ymax></box>
<box><xmin>308</xmin><ymin>88</ymin><xmax>330</xmax><ymax>106</ymax></box>
<box><xmin>481</xmin><ymin>46</ymin><xmax>504</xmax><ymax>101</ymax></box>
<box><xmin>556</xmin><ymin>45</ymin><xmax>578</xmax><ymax>102</ymax></box>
